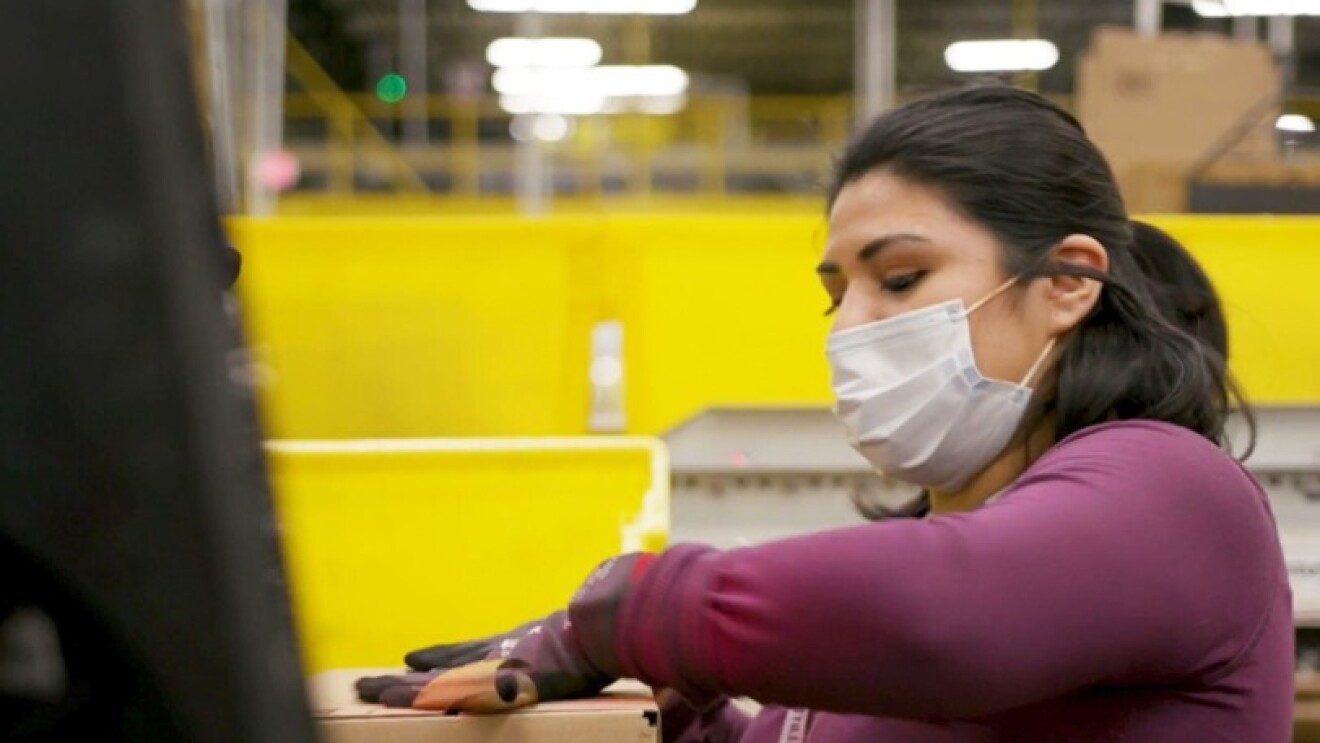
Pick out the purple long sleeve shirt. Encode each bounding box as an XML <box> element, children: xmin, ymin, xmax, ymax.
<box><xmin>622</xmin><ymin>421</ymin><xmax>1293</xmax><ymax>742</ymax></box>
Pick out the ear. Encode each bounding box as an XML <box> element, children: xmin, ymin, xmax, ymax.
<box><xmin>1045</xmin><ymin>234</ymin><xmax>1109</xmax><ymax>336</ymax></box>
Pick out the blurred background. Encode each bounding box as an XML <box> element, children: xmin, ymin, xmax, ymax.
<box><xmin>196</xmin><ymin>0</ymin><xmax>1320</xmax><ymax>216</ymax></box>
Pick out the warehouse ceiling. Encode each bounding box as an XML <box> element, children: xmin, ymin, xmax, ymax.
<box><xmin>300</xmin><ymin>0</ymin><xmax>1320</xmax><ymax>95</ymax></box>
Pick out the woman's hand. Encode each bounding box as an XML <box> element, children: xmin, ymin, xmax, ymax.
<box><xmin>407</xmin><ymin>552</ymin><xmax>657</xmax><ymax>713</ymax></box>
<box><xmin>412</xmin><ymin>610</ymin><xmax>607</xmax><ymax>713</ymax></box>
<box><xmin>355</xmin><ymin>614</ymin><xmax>550</xmax><ymax>707</ymax></box>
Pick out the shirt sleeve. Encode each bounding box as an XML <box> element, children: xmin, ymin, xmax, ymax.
<box><xmin>615</xmin><ymin>421</ymin><xmax>1285</xmax><ymax>720</ymax></box>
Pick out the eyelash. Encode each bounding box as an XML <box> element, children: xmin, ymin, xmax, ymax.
<box><xmin>882</xmin><ymin>271</ymin><xmax>925</xmax><ymax>293</ymax></box>
<box><xmin>823</xmin><ymin>271</ymin><xmax>926</xmax><ymax>316</ymax></box>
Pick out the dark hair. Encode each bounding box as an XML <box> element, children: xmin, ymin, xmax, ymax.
<box><xmin>829</xmin><ymin>84</ymin><xmax>1251</xmax><ymax>472</ymax></box>
<box><xmin>1127</xmin><ymin>220</ymin><xmax>1228</xmax><ymax>357</ymax></box>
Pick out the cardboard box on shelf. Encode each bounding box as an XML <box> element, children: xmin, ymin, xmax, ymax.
<box><xmin>310</xmin><ymin>669</ymin><xmax>660</xmax><ymax>743</ymax></box>
<box><xmin>1076</xmin><ymin>26</ymin><xmax>1280</xmax><ymax>213</ymax></box>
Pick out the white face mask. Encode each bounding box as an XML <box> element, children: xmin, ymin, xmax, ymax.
<box><xmin>826</xmin><ymin>278</ymin><xmax>1055</xmax><ymax>493</ymax></box>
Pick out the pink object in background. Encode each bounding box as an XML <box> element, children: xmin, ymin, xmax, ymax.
<box><xmin>255</xmin><ymin>149</ymin><xmax>301</xmax><ymax>192</ymax></box>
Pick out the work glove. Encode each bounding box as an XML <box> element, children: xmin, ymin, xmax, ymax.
<box><xmin>404</xmin><ymin>616</ymin><xmax>547</xmax><ymax>672</ymax></box>
<box><xmin>400</xmin><ymin>552</ymin><xmax>656</xmax><ymax>714</ymax></box>
<box><xmin>354</xmin><ymin>615</ymin><xmax>547</xmax><ymax>707</ymax></box>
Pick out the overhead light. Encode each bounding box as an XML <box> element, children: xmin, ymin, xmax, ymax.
<box><xmin>468</xmin><ymin>0</ymin><xmax>697</xmax><ymax>13</ymax></box>
<box><xmin>501</xmin><ymin>92</ymin><xmax>608</xmax><ymax>115</ymax></box>
<box><xmin>498</xmin><ymin>91</ymin><xmax>689</xmax><ymax>116</ymax></box>
<box><xmin>1191</xmin><ymin>0</ymin><xmax>1231</xmax><ymax>16</ymax></box>
<box><xmin>1277</xmin><ymin>113</ymin><xmax>1317</xmax><ymax>133</ymax></box>
<box><xmin>1193</xmin><ymin>0</ymin><xmax>1320</xmax><ymax>15</ymax></box>
<box><xmin>493</xmin><ymin>65</ymin><xmax>689</xmax><ymax>97</ymax></box>
<box><xmin>944</xmin><ymin>39</ymin><xmax>1059</xmax><ymax>73</ymax></box>
<box><xmin>634</xmin><ymin>94</ymin><xmax>687</xmax><ymax>115</ymax></box>
<box><xmin>486</xmin><ymin>38</ymin><xmax>602</xmax><ymax>68</ymax></box>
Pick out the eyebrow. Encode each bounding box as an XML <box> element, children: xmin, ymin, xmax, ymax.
<box><xmin>815</xmin><ymin>233</ymin><xmax>931</xmax><ymax>274</ymax></box>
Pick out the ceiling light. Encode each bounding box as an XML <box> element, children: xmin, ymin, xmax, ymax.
<box><xmin>1277</xmin><ymin>114</ymin><xmax>1317</xmax><ymax>133</ymax></box>
<box><xmin>1193</xmin><ymin>0</ymin><xmax>1320</xmax><ymax>15</ymax></box>
<box><xmin>486</xmin><ymin>38</ymin><xmax>602</xmax><ymax>68</ymax></box>
<box><xmin>1191</xmin><ymin>0</ymin><xmax>1231</xmax><ymax>16</ymax></box>
<box><xmin>493</xmin><ymin>65</ymin><xmax>689</xmax><ymax>97</ymax></box>
<box><xmin>500</xmin><ymin>92</ymin><xmax>608</xmax><ymax>115</ymax></box>
<box><xmin>469</xmin><ymin>0</ymin><xmax>696</xmax><ymax>14</ymax></box>
<box><xmin>635</xmin><ymin>94</ymin><xmax>687</xmax><ymax>115</ymax></box>
<box><xmin>944</xmin><ymin>39</ymin><xmax>1059</xmax><ymax>73</ymax></box>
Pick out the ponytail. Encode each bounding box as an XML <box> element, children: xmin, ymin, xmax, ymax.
<box><xmin>1040</xmin><ymin>222</ymin><xmax>1254</xmax><ymax>457</ymax></box>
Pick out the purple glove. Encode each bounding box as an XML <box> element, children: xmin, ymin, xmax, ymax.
<box><xmin>404</xmin><ymin>615</ymin><xmax>547</xmax><ymax>672</ymax></box>
<box><xmin>355</xmin><ymin>671</ymin><xmax>440</xmax><ymax>707</ymax></box>
<box><xmin>411</xmin><ymin>552</ymin><xmax>657</xmax><ymax>712</ymax></box>
<box><xmin>355</xmin><ymin>615</ymin><xmax>548</xmax><ymax>707</ymax></box>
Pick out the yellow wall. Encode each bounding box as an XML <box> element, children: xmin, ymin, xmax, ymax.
<box><xmin>232</xmin><ymin>214</ymin><xmax>1320</xmax><ymax>439</ymax></box>
<box><xmin>1153</xmin><ymin>215</ymin><xmax>1320</xmax><ymax>405</ymax></box>
<box><xmin>232</xmin><ymin>217</ymin><xmax>604</xmax><ymax>437</ymax></box>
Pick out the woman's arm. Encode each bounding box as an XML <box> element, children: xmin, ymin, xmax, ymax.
<box><xmin>615</xmin><ymin>421</ymin><xmax>1284</xmax><ymax>720</ymax></box>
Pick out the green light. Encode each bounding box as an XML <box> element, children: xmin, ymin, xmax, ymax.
<box><xmin>376</xmin><ymin>73</ymin><xmax>408</xmax><ymax>103</ymax></box>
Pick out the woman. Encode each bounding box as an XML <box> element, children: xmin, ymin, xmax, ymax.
<box><xmin>363</xmin><ymin>86</ymin><xmax>1292</xmax><ymax>741</ymax></box>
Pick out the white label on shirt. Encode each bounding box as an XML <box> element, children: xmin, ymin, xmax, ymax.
<box><xmin>778</xmin><ymin>709</ymin><xmax>811</xmax><ymax>743</ymax></box>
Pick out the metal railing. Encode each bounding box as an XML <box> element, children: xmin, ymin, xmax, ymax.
<box><xmin>281</xmin><ymin>91</ymin><xmax>854</xmax><ymax>198</ymax></box>
<box><xmin>278</xmin><ymin>32</ymin><xmax>1320</xmax><ymax>206</ymax></box>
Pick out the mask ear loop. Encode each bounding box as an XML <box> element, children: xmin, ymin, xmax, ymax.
<box><xmin>1018</xmin><ymin>336</ymin><xmax>1057</xmax><ymax>388</ymax></box>
<box><xmin>962</xmin><ymin>273</ymin><xmax>1058</xmax><ymax>389</ymax></box>
<box><xmin>964</xmin><ymin>275</ymin><xmax>1022</xmax><ymax>316</ymax></box>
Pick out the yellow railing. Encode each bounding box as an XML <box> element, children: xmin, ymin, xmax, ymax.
<box><xmin>278</xmin><ymin>86</ymin><xmax>1320</xmax><ymax>208</ymax></box>
<box><xmin>282</xmin><ymin>91</ymin><xmax>852</xmax><ymax>199</ymax></box>
<box><xmin>284</xmin><ymin>35</ymin><xmax>429</xmax><ymax>194</ymax></box>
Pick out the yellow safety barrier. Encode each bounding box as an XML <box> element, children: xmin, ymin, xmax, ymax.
<box><xmin>267</xmin><ymin>436</ymin><xmax>668</xmax><ymax>673</ymax></box>
<box><xmin>232</xmin><ymin>215</ymin><xmax>1320</xmax><ymax>439</ymax></box>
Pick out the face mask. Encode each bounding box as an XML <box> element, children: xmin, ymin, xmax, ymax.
<box><xmin>826</xmin><ymin>278</ymin><xmax>1055</xmax><ymax>493</ymax></box>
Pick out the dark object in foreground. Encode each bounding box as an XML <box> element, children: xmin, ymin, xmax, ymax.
<box><xmin>0</xmin><ymin>2</ymin><xmax>313</xmax><ymax>742</ymax></box>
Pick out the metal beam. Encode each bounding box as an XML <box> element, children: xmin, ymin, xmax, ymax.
<box><xmin>202</xmin><ymin>0</ymin><xmax>241</xmax><ymax>213</ymax></box>
<box><xmin>854</xmin><ymin>0</ymin><xmax>894</xmax><ymax>129</ymax></box>
<box><xmin>245</xmin><ymin>0</ymin><xmax>290</xmax><ymax>216</ymax></box>
<box><xmin>1268</xmin><ymin>14</ymin><xmax>1296</xmax><ymax>86</ymax></box>
<box><xmin>1134</xmin><ymin>0</ymin><xmax>1161</xmax><ymax>37</ymax></box>
<box><xmin>513</xmin><ymin>11</ymin><xmax>549</xmax><ymax>215</ymax></box>
<box><xmin>399</xmin><ymin>0</ymin><xmax>428</xmax><ymax>146</ymax></box>
<box><xmin>1233</xmin><ymin>15</ymin><xmax>1258</xmax><ymax>42</ymax></box>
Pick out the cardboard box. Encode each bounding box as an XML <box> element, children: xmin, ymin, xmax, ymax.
<box><xmin>1076</xmin><ymin>27</ymin><xmax>1280</xmax><ymax>212</ymax></box>
<box><xmin>310</xmin><ymin>670</ymin><xmax>660</xmax><ymax>743</ymax></box>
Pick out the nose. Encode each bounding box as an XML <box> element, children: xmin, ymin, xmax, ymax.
<box><xmin>830</xmin><ymin>284</ymin><xmax>878</xmax><ymax>333</ymax></box>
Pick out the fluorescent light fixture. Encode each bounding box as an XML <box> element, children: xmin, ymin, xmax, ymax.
<box><xmin>1193</xmin><ymin>0</ymin><xmax>1320</xmax><ymax>15</ymax></box>
<box><xmin>945</xmin><ymin>39</ymin><xmax>1059</xmax><ymax>73</ymax></box>
<box><xmin>486</xmin><ymin>38</ymin><xmax>602</xmax><ymax>68</ymax></box>
<box><xmin>634</xmin><ymin>94</ymin><xmax>687</xmax><ymax>115</ymax></box>
<box><xmin>469</xmin><ymin>0</ymin><xmax>697</xmax><ymax>13</ymax></box>
<box><xmin>501</xmin><ymin>92</ymin><xmax>608</xmax><ymax>115</ymax></box>
<box><xmin>493</xmin><ymin>65</ymin><xmax>689</xmax><ymax>97</ymax></box>
<box><xmin>1191</xmin><ymin>0</ymin><xmax>1231</xmax><ymax>15</ymax></box>
<box><xmin>1277</xmin><ymin>113</ymin><xmax>1317</xmax><ymax>133</ymax></box>
<box><xmin>499</xmin><ymin>92</ymin><xmax>689</xmax><ymax>116</ymax></box>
